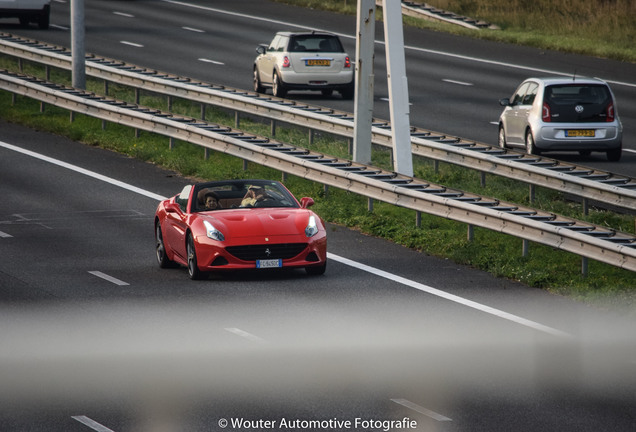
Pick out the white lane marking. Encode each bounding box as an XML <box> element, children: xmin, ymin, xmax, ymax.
<box><xmin>50</xmin><ymin>24</ymin><xmax>69</xmax><ymax>31</ymax></box>
<box><xmin>327</xmin><ymin>253</ymin><xmax>572</xmax><ymax>338</ymax></box>
<box><xmin>198</xmin><ymin>58</ymin><xmax>225</xmax><ymax>65</ymax></box>
<box><xmin>0</xmin><ymin>231</ymin><xmax>13</xmax><ymax>238</ymax></box>
<box><xmin>88</xmin><ymin>271</ymin><xmax>130</xmax><ymax>286</ymax></box>
<box><xmin>225</xmin><ymin>327</ymin><xmax>267</xmax><ymax>343</ymax></box>
<box><xmin>391</xmin><ymin>398</ymin><xmax>452</xmax><ymax>422</ymax></box>
<box><xmin>443</xmin><ymin>79</ymin><xmax>473</xmax><ymax>86</ymax></box>
<box><xmin>120</xmin><ymin>41</ymin><xmax>144</xmax><ymax>48</ymax></box>
<box><xmin>72</xmin><ymin>415</ymin><xmax>115</xmax><ymax>432</ymax></box>
<box><xmin>624</xmin><ymin>149</ymin><xmax>636</xmax><ymax>154</ymax></box>
<box><xmin>160</xmin><ymin>0</ymin><xmax>636</xmax><ymax>90</ymax></box>
<box><xmin>113</xmin><ymin>11</ymin><xmax>134</xmax><ymax>18</ymax></box>
<box><xmin>1</xmin><ymin>141</ymin><xmax>572</xmax><ymax>338</ymax></box>
<box><xmin>183</xmin><ymin>26</ymin><xmax>205</xmax><ymax>33</ymax></box>
<box><xmin>0</xmin><ymin>141</ymin><xmax>167</xmax><ymax>201</ymax></box>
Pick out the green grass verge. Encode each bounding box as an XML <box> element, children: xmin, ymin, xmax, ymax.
<box><xmin>273</xmin><ymin>0</ymin><xmax>636</xmax><ymax>63</ymax></box>
<box><xmin>1</xmin><ymin>56</ymin><xmax>635</xmax><ymax>314</ymax></box>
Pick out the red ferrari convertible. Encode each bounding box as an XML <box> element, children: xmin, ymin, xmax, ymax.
<box><xmin>154</xmin><ymin>179</ymin><xmax>327</xmax><ymax>279</ymax></box>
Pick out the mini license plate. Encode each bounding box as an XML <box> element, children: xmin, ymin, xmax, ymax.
<box><xmin>306</xmin><ymin>59</ymin><xmax>330</xmax><ymax>66</ymax></box>
<box><xmin>256</xmin><ymin>259</ymin><xmax>282</xmax><ymax>269</ymax></box>
<box><xmin>566</xmin><ymin>129</ymin><xmax>595</xmax><ymax>137</ymax></box>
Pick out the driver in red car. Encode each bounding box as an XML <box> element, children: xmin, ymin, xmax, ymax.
<box><xmin>241</xmin><ymin>187</ymin><xmax>267</xmax><ymax>207</ymax></box>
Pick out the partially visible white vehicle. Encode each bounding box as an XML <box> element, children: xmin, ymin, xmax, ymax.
<box><xmin>254</xmin><ymin>31</ymin><xmax>354</xmax><ymax>99</ymax></box>
<box><xmin>0</xmin><ymin>0</ymin><xmax>50</xmax><ymax>29</ymax></box>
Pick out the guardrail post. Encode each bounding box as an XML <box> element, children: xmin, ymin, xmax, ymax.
<box><xmin>243</xmin><ymin>160</ymin><xmax>248</xmax><ymax>171</ymax></box>
<box><xmin>581</xmin><ymin>257</ymin><xmax>589</xmax><ymax>277</ymax></box>
<box><xmin>134</xmin><ymin>88</ymin><xmax>140</xmax><ymax>138</ymax></box>
<box><xmin>416</xmin><ymin>211</ymin><xmax>421</xmax><ymax>228</ymax></box>
<box><xmin>434</xmin><ymin>160</ymin><xmax>439</xmax><ymax>174</ymax></box>
<box><xmin>204</xmin><ymin>148</ymin><xmax>210</xmax><ymax>160</ymax></box>
<box><xmin>529</xmin><ymin>184</ymin><xmax>535</xmax><ymax>203</ymax></box>
<box><xmin>235</xmin><ymin>111</ymin><xmax>240</xmax><ymax>128</ymax></box>
<box><xmin>45</xmin><ymin>65</ymin><xmax>50</xmax><ymax>81</ymax></box>
<box><xmin>583</xmin><ymin>198</ymin><xmax>589</xmax><ymax>215</ymax></box>
<box><xmin>18</xmin><ymin>58</ymin><xmax>22</xmax><ymax>72</ymax></box>
<box><xmin>522</xmin><ymin>239</ymin><xmax>529</xmax><ymax>257</ymax></box>
<box><xmin>104</xmin><ymin>81</ymin><xmax>108</xmax><ymax>96</ymax></box>
<box><xmin>281</xmin><ymin>172</ymin><xmax>287</xmax><ymax>182</ymax></box>
<box><xmin>467</xmin><ymin>224</ymin><xmax>474</xmax><ymax>242</ymax></box>
<box><xmin>169</xmin><ymin>137</ymin><xmax>175</xmax><ymax>150</ymax></box>
<box><xmin>271</xmin><ymin>119</ymin><xmax>276</xmax><ymax>136</ymax></box>
<box><xmin>200</xmin><ymin>104</ymin><xmax>206</xmax><ymax>121</ymax></box>
<box><xmin>368</xmin><ymin>197</ymin><xmax>374</xmax><ymax>212</ymax></box>
<box><xmin>480</xmin><ymin>172</ymin><xmax>486</xmax><ymax>187</ymax></box>
<box><xmin>168</xmin><ymin>96</ymin><xmax>172</xmax><ymax>112</ymax></box>
<box><xmin>40</xmin><ymin>101</ymin><xmax>45</xmax><ymax>113</ymax></box>
<box><xmin>309</xmin><ymin>129</ymin><xmax>314</xmax><ymax>146</ymax></box>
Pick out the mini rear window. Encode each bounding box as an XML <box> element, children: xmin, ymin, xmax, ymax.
<box><xmin>288</xmin><ymin>35</ymin><xmax>344</xmax><ymax>53</ymax></box>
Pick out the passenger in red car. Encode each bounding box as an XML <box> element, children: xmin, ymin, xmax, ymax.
<box><xmin>204</xmin><ymin>192</ymin><xmax>222</xmax><ymax>210</ymax></box>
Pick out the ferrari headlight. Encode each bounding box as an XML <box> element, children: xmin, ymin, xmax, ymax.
<box><xmin>203</xmin><ymin>220</ymin><xmax>225</xmax><ymax>241</ymax></box>
<box><xmin>305</xmin><ymin>215</ymin><xmax>319</xmax><ymax>238</ymax></box>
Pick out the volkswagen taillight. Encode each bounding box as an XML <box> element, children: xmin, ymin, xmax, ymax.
<box><xmin>542</xmin><ymin>103</ymin><xmax>551</xmax><ymax>122</ymax></box>
<box><xmin>344</xmin><ymin>56</ymin><xmax>351</xmax><ymax>68</ymax></box>
<box><xmin>606</xmin><ymin>102</ymin><xmax>615</xmax><ymax>122</ymax></box>
<box><xmin>282</xmin><ymin>56</ymin><xmax>290</xmax><ymax>68</ymax></box>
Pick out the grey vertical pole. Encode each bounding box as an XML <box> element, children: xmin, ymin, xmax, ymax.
<box><xmin>71</xmin><ymin>0</ymin><xmax>86</xmax><ymax>90</ymax></box>
<box><xmin>382</xmin><ymin>0</ymin><xmax>413</xmax><ymax>176</ymax></box>
<box><xmin>353</xmin><ymin>0</ymin><xmax>375</xmax><ymax>165</ymax></box>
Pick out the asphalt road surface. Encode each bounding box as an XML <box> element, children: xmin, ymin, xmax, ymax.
<box><xmin>1</xmin><ymin>121</ymin><xmax>635</xmax><ymax>431</ymax></box>
<box><xmin>4</xmin><ymin>0</ymin><xmax>636</xmax><ymax>177</ymax></box>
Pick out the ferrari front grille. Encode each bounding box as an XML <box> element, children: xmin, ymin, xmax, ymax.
<box><xmin>226</xmin><ymin>243</ymin><xmax>308</xmax><ymax>261</ymax></box>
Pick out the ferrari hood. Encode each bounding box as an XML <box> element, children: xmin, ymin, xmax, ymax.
<box><xmin>204</xmin><ymin>208</ymin><xmax>312</xmax><ymax>239</ymax></box>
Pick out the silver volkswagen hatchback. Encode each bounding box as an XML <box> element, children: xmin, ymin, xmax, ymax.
<box><xmin>498</xmin><ymin>77</ymin><xmax>623</xmax><ymax>161</ymax></box>
<box><xmin>253</xmin><ymin>31</ymin><xmax>354</xmax><ymax>99</ymax></box>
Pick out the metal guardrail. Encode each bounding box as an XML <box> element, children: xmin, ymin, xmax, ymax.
<box><xmin>2</xmin><ymin>33</ymin><xmax>635</xmax><ymax>213</ymax></box>
<box><xmin>378</xmin><ymin>0</ymin><xmax>499</xmax><ymax>30</ymax></box>
<box><xmin>2</xmin><ymin>69</ymin><xmax>636</xmax><ymax>272</ymax></box>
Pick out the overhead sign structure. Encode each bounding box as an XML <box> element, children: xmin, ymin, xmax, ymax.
<box><xmin>353</xmin><ymin>0</ymin><xmax>413</xmax><ymax>177</ymax></box>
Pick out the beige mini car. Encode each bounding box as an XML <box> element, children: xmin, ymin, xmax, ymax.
<box><xmin>254</xmin><ymin>31</ymin><xmax>354</xmax><ymax>99</ymax></box>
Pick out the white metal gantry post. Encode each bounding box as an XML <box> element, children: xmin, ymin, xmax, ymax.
<box><xmin>353</xmin><ymin>0</ymin><xmax>376</xmax><ymax>165</ymax></box>
<box><xmin>381</xmin><ymin>0</ymin><xmax>413</xmax><ymax>176</ymax></box>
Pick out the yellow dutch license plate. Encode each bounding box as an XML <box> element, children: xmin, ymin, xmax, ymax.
<box><xmin>306</xmin><ymin>59</ymin><xmax>330</xmax><ymax>66</ymax></box>
<box><xmin>566</xmin><ymin>129</ymin><xmax>595</xmax><ymax>137</ymax></box>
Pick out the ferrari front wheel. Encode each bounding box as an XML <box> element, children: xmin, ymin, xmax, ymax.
<box><xmin>186</xmin><ymin>233</ymin><xmax>207</xmax><ymax>280</ymax></box>
<box><xmin>305</xmin><ymin>262</ymin><xmax>326</xmax><ymax>276</ymax></box>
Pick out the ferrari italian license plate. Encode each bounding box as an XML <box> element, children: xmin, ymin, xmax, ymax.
<box><xmin>566</xmin><ymin>129</ymin><xmax>595</xmax><ymax>137</ymax></box>
<box><xmin>306</xmin><ymin>59</ymin><xmax>330</xmax><ymax>66</ymax></box>
<box><xmin>256</xmin><ymin>259</ymin><xmax>282</xmax><ymax>269</ymax></box>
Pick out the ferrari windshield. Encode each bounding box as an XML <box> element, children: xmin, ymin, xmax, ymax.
<box><xmin>192</xmin><ymin>180</ymin><xmax>299</xmax><ymax>212</ymax></box>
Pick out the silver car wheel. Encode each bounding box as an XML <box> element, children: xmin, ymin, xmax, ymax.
<box><xmin>525</xmin><ymin>129</ymin><xmax>540</xmax><ymax>155</ymax></box>
<box><xmin>272</xmin><ymin>73</ymin><xmax>287</xmax><ymax>98</ymax></box>
<box><xmin>498</xmin><ymin>125</ymin><xmax>507</xmax><ymax>149</ymax></box>
<box><xmin>253</xmin><ymin>68</ymin><xmax>264</xmax><ymax>93</ymax></box>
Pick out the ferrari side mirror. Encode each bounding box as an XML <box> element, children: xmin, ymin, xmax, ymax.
<box><xmin>300</xmin><ymin>197</ymin><xmax>315</xmax><ymax>208</ymax></box>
